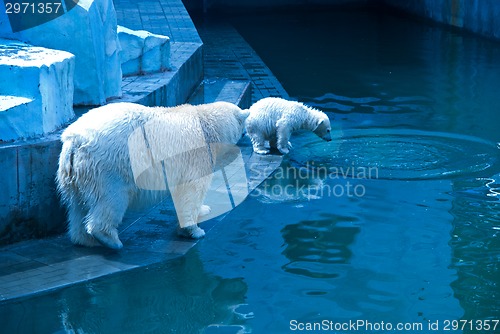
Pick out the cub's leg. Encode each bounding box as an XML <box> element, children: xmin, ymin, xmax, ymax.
<box><xmin>276</xmin><ymin>119</ymin><xmax>292</xmax><ymax>154</ymax></box>
<box><xmin>269</xmin><ymin>135</ymin><xmax>278</xmax><ymax>150</ymax></box>
<box><xmin>248</xmin><ymin>132</ymin><xmax>269</xmax><ymax>155</ymax></box>
<box><xmin>269</xmin><ymin>135</ymin><xmax>292</xmax><ymax>152</ymax></box>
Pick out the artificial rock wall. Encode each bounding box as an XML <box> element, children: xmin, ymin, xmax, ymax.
<box><xmin>0</xmin><ymin>40</ymin><xmax>75</xmax><ymax>141</ymax></box>
<box><xmin>0</xmin><ymin>0</ymin><xmax>122</xmax><ymax>106</ymax></box>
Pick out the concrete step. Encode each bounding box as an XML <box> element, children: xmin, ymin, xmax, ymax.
<box><xmin>0</xmin><ymin>39</ymin><xmax>75</xmax><ymax>142</ymax></box>
<box><xmin>119</xmin><ymin>41</ymin><xmax>202</xmax><ymax>107</ymax></box>
<box><xmin>118</xmin><ymin>25</ymin><xmax>171</xmax><ymax>76</ymax></box>
<box><xmin>188</xmin><ymin>79</ymin><xmax>252</xmax><ymax>109</ymax></box>
<box><xmin>0</xmin><ymin>96</ymin><xmax>35</xmax><ymax>141</ymax></box>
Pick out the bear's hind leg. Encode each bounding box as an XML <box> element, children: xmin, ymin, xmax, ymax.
<box><xmin>67</xmin><ymin>199</ymin><xmax>100</xmax><ymax>247</ymax></box>
<box><xmin>85</xmin><ymin>192</ymin><xmax>129</xmax><ymax>250</ymax></box>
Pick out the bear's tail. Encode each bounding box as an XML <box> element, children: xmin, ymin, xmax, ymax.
<box><xmin>56</xmin><ymin>139</ymin><xmax>77</xmax><ymax>201</ymax></box>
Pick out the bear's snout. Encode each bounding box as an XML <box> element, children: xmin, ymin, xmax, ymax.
<box><xmin>323</xmin><ymin>134</ymin><xmax>332</xmax><ymax>142</ymax></box>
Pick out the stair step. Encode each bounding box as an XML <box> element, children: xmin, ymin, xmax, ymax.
<box><xmin>188</xmin><ymin>79</ymin><xmax>251</xmax><ymax>108</ymax></box>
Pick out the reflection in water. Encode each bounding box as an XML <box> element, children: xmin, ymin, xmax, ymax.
<box><xmin>253</xmin><ymin>160</ymin><xmax>328</xmax><ymax>204</ymax></box>
<box><xmin>281</xmin><ymin>214</ymin><xmax>360</xmax><ymax>278</ymax></box>
<box><xmin>0</xmin><ymin>251</ymin><xmax>249</xmax><ymax>333</ymax></box>
<box><xmin>274</xmin><ymin>177</ymin><xmax>464</xmax><ymax>326</ymax></box>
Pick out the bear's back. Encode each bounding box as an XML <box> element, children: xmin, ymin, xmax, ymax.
<box><xmin>62</xmin><ymin>102</ymin><xmax>152</xmax><ymax>143</ymax></box>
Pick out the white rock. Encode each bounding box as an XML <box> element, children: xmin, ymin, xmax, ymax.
<box><xmin>0</xmin><ymin>39</ymin><xmax>75</xmax><ymax>141</ymax></box>
<box><xmin>117</xmin><ymin>25</ymin><xmax>170</xmax><ymax>76</ymax></box>
<box><xmin>0</xmin><ymin>0</ymin><xmax>122</xmax><ymax>106</ymax></box>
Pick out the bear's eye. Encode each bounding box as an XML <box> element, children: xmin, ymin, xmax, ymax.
<box><xmin>327</xmin><ymin>129</ymin><xmax>331</xmax><ymax>133</ymax></box>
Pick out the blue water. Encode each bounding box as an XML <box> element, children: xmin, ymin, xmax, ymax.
<box><xmin>2</xmin><ymin>8</ymin><xmax>500</xmax><ymax>334</ymax></box>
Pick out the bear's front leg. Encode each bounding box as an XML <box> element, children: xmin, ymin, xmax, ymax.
<box><xmin>170</xmin><ymin>178</ymin><xmax>210</xmax><ymax>239</ymax></box>
<box><xmin>270</xmin><ymin>136</ymin><xmax>292</xmax><ymax>152</ymax></box>
<box><xmin>177</xmin><ymin>224</ymin><xmax>206</xmax><ymax>239</ymax></box>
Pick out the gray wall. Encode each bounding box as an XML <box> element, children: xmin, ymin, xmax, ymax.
<box><xmin>184</xmin><ymin>0</ymin><xmax>373</xmax><ymax>11</ymax></box>
<box><xmin>383</xmin><ymin>0</ymin><xmax>500</xmax><ymax>41</ymax></box>
<box><xmin>0</xmin><ymin>135</ymin><xmax>66</xmax><ymax>245</ymax></box>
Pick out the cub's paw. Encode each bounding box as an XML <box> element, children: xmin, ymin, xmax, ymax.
<box><xmin>253</xmin><ymin>148</ymin><xmax>270</xmax><ymax>155</ymax></box>
<box><xmin>199</xmin><ymin>205</ymin><xmax>212</xmax><ymax>217</ymax></box>
<box><xmin>178</xmin><ymin>225</ymin><xmax>206</xmax><ymax>239</ymax></box>
<box><xmin>278</xmin><ymin>147</ymin><xmax>290</xmax><ymax>155</ymax></box>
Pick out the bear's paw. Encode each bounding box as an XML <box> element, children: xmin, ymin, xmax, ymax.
<box><xmin>178</xmin><ymin>225</ymin><xmax>206</xmax><ymax>239</ymax></box>
<box><xmin>92</xmin><ymin>229</ymin><xmax>124</xmax><ymax>250</ymax></box>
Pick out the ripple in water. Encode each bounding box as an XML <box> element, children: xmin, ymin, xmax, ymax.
<box><xmin>290</xmin><ymin>129</ymin><xmax>500</xmax><ymax>181</ymax></box>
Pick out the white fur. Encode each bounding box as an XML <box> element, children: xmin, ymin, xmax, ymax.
<box><xmin>245</xmin><ymin>97</ymin><xmax>332</xmax><ymax>155</ymax></box>
<box><xmin>56</xmin><ymin>101</ymin><xmax>249</xmax><ymax>249</ymax></box>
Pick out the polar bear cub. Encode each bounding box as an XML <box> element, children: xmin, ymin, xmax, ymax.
<box><xmin>56</xmin><ymin>101</ymin><xmax>249</xmax><ymax>249</ymax></box>
<box><xmin>245</xmin><ymin>97</ymin><xmax>332</xmax><ymax>155</ymax></box>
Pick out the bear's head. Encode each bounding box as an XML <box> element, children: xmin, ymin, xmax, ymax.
<box><xmin>313</xmin><ymin>114</ymin><xmax>332</xmax><ymax>142</ymax></box>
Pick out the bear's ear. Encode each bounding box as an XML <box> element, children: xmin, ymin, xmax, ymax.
<box><xmin>314</xmin><ymin>118</ymin><xmax>324</xmax><ymax>130</ymax></box>
<box><xmin>239</xmin><ymin>109</ymin><xmax>250</xmax><ymax>121</ymax></box>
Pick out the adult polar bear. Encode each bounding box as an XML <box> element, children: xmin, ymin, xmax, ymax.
<box><xmin>57</xmin><ymin>101</ymin><xmax>249</xmax><ymax>250</ymax></box>
<box><xmin>246</xmin><ymin>97</ymin><xmax>332</xmax><ymax>155</ymax></box>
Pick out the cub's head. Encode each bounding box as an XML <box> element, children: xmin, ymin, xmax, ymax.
<box><xmin>313</xmin><ymin>113</ymin><xmax>332</xmax><ymax>142</ymax></box>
